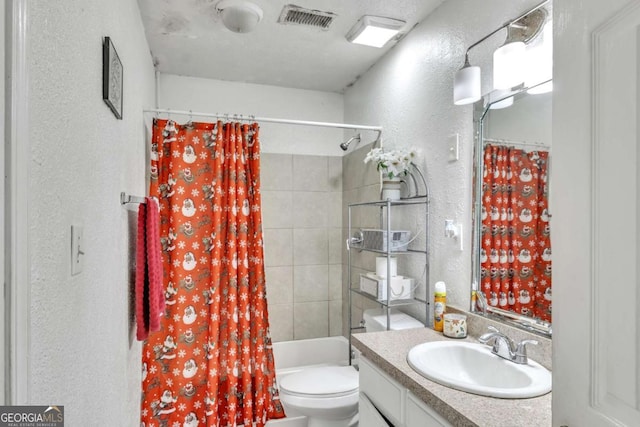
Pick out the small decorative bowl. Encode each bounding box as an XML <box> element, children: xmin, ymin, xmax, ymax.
<box><xmin>443</xmin><ymin>313</ymin><xmax>467</xmax><ymax>339</ymax></box>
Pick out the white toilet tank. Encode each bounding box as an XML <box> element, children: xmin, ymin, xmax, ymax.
<box><xmin>363</xmin><ymin>308</ymin><xmax>423</xmax><ymax>332</ymax></box>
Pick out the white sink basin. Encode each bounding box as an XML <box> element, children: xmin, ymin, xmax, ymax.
<box><xmin>407</xmin><ymin>341</ymin><xmax>551</xmax><ymax>399</ymax></box>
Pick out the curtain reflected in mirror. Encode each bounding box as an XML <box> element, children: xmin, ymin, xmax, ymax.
<box><xmin>480</xmin><ymin>144</ymin><xmax>551</xmax><ymax>322</ymax></box>
<box><xmin>473</xmin><ymin>88</ymin><xmax>552</xmax><ymax>329</ymax></box>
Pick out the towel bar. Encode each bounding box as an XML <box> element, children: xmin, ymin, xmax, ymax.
<box><xmin>120</xmin><ymin>192</ymin><xmax>146</xmax><ymax>205</ymax></box>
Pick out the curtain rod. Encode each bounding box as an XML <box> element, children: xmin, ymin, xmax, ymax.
<box><xmin>483</xmin><ymin>137</ymin><xmax>550</xmax><ymax>149</ymax></box>
<box><xmin>143</xmin><ymin>108</ymin><xmax>383</xmax><ymax>144</ymax></box>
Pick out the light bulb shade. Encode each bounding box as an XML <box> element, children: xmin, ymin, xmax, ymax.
<box><xmin>489</xmin><ymin>96</ymin><xmax>514</xmax><ymax>109</ymax></box>
<box><xmin>453</xmin><ymin>65</ymin><xmax>481</xmax><ymax>105</ymax></box>
<box><xmin>486</xmin><ymin>89</ymin><xmax>514</xmax><ymax>109</ymax></box>
<box><xmin>490</xmin><ymin>97</ymin><xmax>514</xmax><ymax>109</ymax></box>
<box><xmin>218</xmin><ymin>0</ymin><xmax>263</xmax><ymax>33</ymax></box>
<box><xmin>524</xmin><ymin>20</ymin><xmax>552</xmax><ymax>92</ymax></box>
<box><xmin>493</xmin><ymin>40</ymin><xmax>525</xmax><ymax>90</ymax></box>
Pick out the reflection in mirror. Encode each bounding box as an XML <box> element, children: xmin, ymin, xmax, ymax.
<box><xmin>472</xmin><ymin>85</ymin><xmax>552</xmax><ymax>335</ymax></box>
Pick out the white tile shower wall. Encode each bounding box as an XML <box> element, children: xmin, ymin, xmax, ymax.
<box><xmin>263</xmin><ymin>154</ymin><xmax>343</xmax><ymax>341</ymax></box>
<box><xmin>27</xmin><ymin>0</ymin><xmax>155</xmax><ymax>424</ymax></box>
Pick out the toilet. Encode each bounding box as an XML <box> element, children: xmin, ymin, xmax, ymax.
<box><xmin>278</xmin><ymin>365</ymin><xmax>359</xmax><ymax>427</ymax></box>
<box><xmin>277</xmin><ymin>308</ymin><xmax>422</xmax><ymax>426</ymax></box>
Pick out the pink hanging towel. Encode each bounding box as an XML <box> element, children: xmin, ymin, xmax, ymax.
<box><xmin>146</xmin><ymin>197</ymin><xmax>165</xmax><ymax>331</ymax></box>
<box><xmin>135</xmin><ymin>197</ymin><xmax>165</xmax><ymax>341</ymax></box>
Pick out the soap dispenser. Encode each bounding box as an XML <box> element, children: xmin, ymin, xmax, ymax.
<box><xmin>434</xmin><ymin>281</ymin><xmax>447</xmax><ymax>332</ymax></box>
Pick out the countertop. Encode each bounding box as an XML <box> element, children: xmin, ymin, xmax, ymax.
<box><xmin>352</xmin><ymin>328</ymin><xmax>552</xmax><ymax>427</ymax></box>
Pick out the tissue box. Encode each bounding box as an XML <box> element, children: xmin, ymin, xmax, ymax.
<box><xmin>359</xmin><ymin>273</ymin><xmax>414</xmax><ymax>301</ymax></box>
<box><xmin>357</xmin><ymin>229</ymin><xmax>412</xmax><ymax>252</ymax></box>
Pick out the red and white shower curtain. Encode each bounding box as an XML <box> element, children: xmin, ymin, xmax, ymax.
<box><xmin>480</xmin><ymin>144</ymin><xmax>552</xmax><ymax>323</ymax></box>
<box><xmin>140</xmin><ymin>119</ymin><xmax>285</xmax><ymax>426</ymax></box>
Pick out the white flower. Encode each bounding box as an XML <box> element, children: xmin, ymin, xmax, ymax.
<box><xmin>364</xmin><ymin>146</ymin><xmax>420</xmax><ymax>178</ymax></box>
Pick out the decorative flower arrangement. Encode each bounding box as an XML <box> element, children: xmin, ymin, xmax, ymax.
<box><xmin>364</xmin><ymin>146</ymin><xmax>419</xmax><ymax>179</ymax></box>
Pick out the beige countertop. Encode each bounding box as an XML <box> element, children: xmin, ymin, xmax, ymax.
<box><xmin>352</xmin><ymin>327</ymin><xmax>552</xmax><ymax>427</ymax></box>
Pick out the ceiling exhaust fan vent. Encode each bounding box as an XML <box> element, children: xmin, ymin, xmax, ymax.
<box><xmin>277</xmin><ymin>5</ymin><xmax>337</xmax><ymax>30</ymax></box>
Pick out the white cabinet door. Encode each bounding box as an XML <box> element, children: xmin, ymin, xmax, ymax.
<box><xmin>359</xmin><ymin>393</ymin><xmax>393</xmax><ymax>427</ymax></box>
<box><xmin>554</xmin><ymin>0</ymin><xmax>640</xmax><ymax>425</ymax></box>
<box><xmin>405</xmin><ymin>392</ymin><xmax>452</xmax><ymax>427</ymax></box>
<box><xmin>359</xmin><ymin>357</ymin><xmax>405</xmax><ymax>426</ymax></box>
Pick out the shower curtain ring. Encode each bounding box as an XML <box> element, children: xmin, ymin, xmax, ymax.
<box><xmin>189</xmin><ymin>110</ymin><xmax>193</xmax><ymax>122</ymax></box>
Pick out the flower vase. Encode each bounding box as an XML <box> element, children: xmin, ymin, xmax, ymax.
<box><xmin>381</xmin><ymin>177</ymin><xmax>402</xmax><ymax>201</ymax></box>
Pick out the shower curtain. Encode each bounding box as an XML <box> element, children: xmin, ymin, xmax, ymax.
<box><xmin>480</xmin><ymin>144</ymin><xmax>552</xmax><ymax>322</ymax></box>
<box><xmin>141</xmin><ymin>119</ymin><xmax>285</xmax><ymax>426</ymax></box>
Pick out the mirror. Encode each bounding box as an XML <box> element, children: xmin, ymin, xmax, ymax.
<box><xmin>471</xmin><ymin>83</ymin><xmax>552</xmax><ymax>335</ymax></box>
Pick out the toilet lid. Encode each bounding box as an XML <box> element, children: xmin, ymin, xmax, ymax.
<box><xmin>279</xmin><ymin>366</ymin><xmax>359</xmax><ymax>397</ymax></box>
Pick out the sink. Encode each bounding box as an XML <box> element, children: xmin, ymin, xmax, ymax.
<box><xmin>406</xmin><ymin>341</ymin><xmax>551</xmax><ymax>399</ymax></box>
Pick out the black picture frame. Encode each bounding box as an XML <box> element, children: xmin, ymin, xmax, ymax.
<box><xmin>102</xmin><ymin>36</ymin><xmax>123</xmax><ymax>119</ymax></box>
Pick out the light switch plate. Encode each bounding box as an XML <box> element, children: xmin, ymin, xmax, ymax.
<box><xmin>71</xmin><ymin>225</ymin><xmax>84</xmax><ymax>275</ymax></box>
<box><xmin>448</xmin><ymin>134</ymin><xmax>460</xmax><ymax>162</ymax></box>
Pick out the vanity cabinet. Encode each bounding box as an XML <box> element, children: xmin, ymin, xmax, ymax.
<box><xmin>405</xmin><ymin>391</ymin><xmax>451</xmax><ymax>427</ymax></box>
<box><xmin>359</xmin><ymin>356</ymin><xmax>452</xmax><ymax>427</ymax></box>
<box><xmin>359</xmin><ymin>356</ymin><xmax>404</xmax><ymax>425</ymax></box>
<box><xmin>359</xmin><ymin>393</ymin><xmax>393</xmax><ymax>427</ymax></box>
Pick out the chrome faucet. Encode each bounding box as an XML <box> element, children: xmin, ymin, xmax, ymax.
<box><xmin>475</xmin><ymin>289</ymin><xmax>488</xmax><ymax>315</ymax></box>
<box><xmin>478</xmin><ymin>326</ymin><xmax>538</xmax><ymax>364</ymax></box>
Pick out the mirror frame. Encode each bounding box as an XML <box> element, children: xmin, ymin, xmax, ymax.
<box><xmin>471</xmin><ymin>80</ymin><xmax>553</xmax><ymax>337</ymax></box>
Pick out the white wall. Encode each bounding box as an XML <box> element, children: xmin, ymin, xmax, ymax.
<box><xmin>26</xmin><ymin>0</ymin><xmax>155</xmax><ymax>424</ymax></box>
<box><xmin>158</xmin><ymin>74</ymin><xmax>348</xmax><ymax>156</ymax></box>
<box><xmin>343</xmin><ymin>0</ymin><xmax>542</xmax><ymax>308</ymax></box>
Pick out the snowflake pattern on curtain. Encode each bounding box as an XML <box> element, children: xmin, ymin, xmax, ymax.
<box><xmin>480</xmin><ymin>144</ymin><xmax>552</xmax><ymax>323</ymax></box>
<box><xmin>140</xmin><ymin>119</ymin><xmax>285</xmax><ymax>427</ymax></box>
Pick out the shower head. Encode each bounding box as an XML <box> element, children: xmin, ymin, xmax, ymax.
<box><xmin>340</xmin><ymin>134</ymin><xmax>361</xmax><ymax>151</ymax></box>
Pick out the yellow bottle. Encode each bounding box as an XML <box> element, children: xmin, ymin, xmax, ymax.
<box><xmin>471</xmin><ymin>281</ymin><xmax>478</xmax><ymax>311</ymax></box>
<box><xmin>434</xmin><ymin>281</ymin><xmax>447</xmax><ymax>332</ymax></box>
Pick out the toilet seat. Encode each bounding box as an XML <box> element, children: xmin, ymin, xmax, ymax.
<box><xmin>279</xmin><ymin>366</ymin><xmax>359</xmax><ymax>398</ymax></box>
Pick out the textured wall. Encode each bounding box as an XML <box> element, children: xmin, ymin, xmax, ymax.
<box><xmin>27</xmin><ymin>0</ymin><xmax>155</xmax><ymax>424</ymax></box>
<box><xmin>158</xmin><ymin>74</ymin><xmax>346</xmax><ymax>156</ymax></box>
<box><xmin>343</xmin><ymin>0</ymin><xmax>542</xmax><ymax>309</ymax></box>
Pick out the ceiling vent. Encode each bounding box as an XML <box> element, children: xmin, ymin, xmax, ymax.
<box><xmin>277</xmin><ymin>4</ymin><xmax>337</xmax><ymax>30</ymax></box>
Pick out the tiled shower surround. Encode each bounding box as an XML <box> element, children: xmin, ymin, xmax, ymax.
<box><xmin>261</xmin><ymin>153</ymin><xmax>344</xmax><ymax>341</ymax></box>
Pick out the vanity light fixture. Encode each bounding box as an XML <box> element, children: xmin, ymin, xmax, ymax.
<box><xmin>453</xmin><ymin>20</ymin><xmax>509</xmax><ymax>105</ymax></box>
<box><xmin>453</xmin><ymin>0</ymin><xmax>550</xmax><ymax>105</ymax></box>
<box><xmin>492</xmin><ymin>25</ymin><xmax>526</xmax><ymax>90</ymax></box>
<box><xmin>346</xmin><ymin>15</ymin><xmax>406</xmax><ymax>48</ymax></box>
<box><xmin>486</xmin><ymin>89</ymin><xmax>515</xmax><ymax>110</ymax></box>
<box><xmin>494</xmin><ymin>7</ymin><xmax>548</xmax><ymax>90</ymax></box>
<box><xmin>525</xmin><ymin>20</ymin><xmax>553</xmax><ymax>94</ymax></box>
<box><xmin>453</xmin><ymin>54</ymin><xmax>481</xmax><ymax>105</ymax></box>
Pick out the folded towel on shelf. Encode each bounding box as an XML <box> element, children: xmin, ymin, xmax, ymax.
<box><xmin>135</xmin><ymin>197</ymin><xmax>165</xmax><ymax>341</ymax></box>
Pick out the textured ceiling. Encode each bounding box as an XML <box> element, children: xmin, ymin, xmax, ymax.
<box><xmin>137</xmin><ymin>0</ymin><xmax>445</xmax><ymax>93</ymax></box>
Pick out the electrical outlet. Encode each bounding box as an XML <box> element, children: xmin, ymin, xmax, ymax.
<box><xmin>71</xmin><ymin>225</ymin><xmax>84</xmax><ymax>275</ymax></box>
<box><xmin>448</xmin><ymin>134</ymin><xmax>460</xmax><ymax>162</ymax></box>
